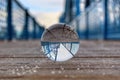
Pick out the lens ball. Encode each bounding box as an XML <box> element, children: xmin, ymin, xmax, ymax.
<box><xmin>41</xmin><ymin>24</ymin><xmax>80</xmax><ymax>62</ymax></box>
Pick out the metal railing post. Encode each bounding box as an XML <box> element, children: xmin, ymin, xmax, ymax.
<box><xmin>33</xmin><ymin>18</ymin><xmax>36</xmax><ymax>39</ymax></box>
<box><xmin>7</xmin><ymin>0</ymin><xmax>13</xmax><ymax>41</ymax></box>
<box><xmin>39</xmin><ymin>25</ymin><xmax>44</xmax><ymax>39</ymax></box>
<box><xmin>86</xmin><ymin>12</ymin><xmax>89</xmax><ymax>40</ymax></box>
<box><xmin>104</xmin><ymin>0</ymin><xmax>108</xmax><ymax>40</ymax></box>
<box><xmin>75</xmin><ymin>0</ymin><xmax>80</xmax><ymax>16</ymax></box>
<box><xmin>24</xmin><ymin>9</ymin><xmax>29</xmax><ymax>40</ymax></box>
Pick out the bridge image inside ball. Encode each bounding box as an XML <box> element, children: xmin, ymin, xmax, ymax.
<box><xmin>41</xmin><ymin>24</ymin><xmax>80</xmax><ymax>62</ymax></box>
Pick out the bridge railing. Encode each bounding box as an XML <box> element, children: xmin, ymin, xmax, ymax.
<box><xmin>0</xmin><ymin>0</ymin><xmax>45</xmax><ymax>41</ymax></box>
<box><xmin>70</xmin><ymin>0</ymin><xmax>120</xmax><ymax>40</ymax></box>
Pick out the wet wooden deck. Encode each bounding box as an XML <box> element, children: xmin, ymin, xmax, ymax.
<box><xmin>0</xmin><ymin>40</ymin><xmax>120</xmax><ymax>80</ymax></box>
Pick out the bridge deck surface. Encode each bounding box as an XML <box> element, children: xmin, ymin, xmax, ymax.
<box><xmin>0</xmin><ymin>40</ymin><xmax>120</xmax><ymax>80</ymax></box>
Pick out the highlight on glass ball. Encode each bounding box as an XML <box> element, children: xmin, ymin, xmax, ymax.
<box><xmin>41</xmin><ymin>24</ymin><xmax>80</xmax><ymax>62</ymax></box>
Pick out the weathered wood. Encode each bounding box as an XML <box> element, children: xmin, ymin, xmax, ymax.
<box><xmin>0</xmin><ymin>40</ymin><xmax>120</xmax><ymax>80</ymax></box>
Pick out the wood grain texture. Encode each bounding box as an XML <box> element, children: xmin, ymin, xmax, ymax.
<box><xmin>0</xmin><ymin>40</ymin><xmax>120</xmax><ymax>80</ymax></box>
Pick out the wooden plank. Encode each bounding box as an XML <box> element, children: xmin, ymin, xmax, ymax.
<box><xmin>0</xmin><ymin>40</ymin><xmax>120</xmax><ymax>80</ymax></box>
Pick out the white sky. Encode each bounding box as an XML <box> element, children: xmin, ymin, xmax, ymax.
<box><xmin>19</xmin><ymin>0</ymin><xmax>65</xmax><ymax>28</ymax></box>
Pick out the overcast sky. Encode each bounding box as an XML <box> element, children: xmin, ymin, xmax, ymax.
<box><xmin>19</xmin><ymin>0</ymin><xmax>65</xmax><ymax>28</ymax></box>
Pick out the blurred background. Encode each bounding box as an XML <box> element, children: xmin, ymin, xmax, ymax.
<box><xmin>60</xmin><ymin>0</ymin><xmax>120</xmax><ymax>40</ymax></box>
<box><xmin>0</xmin><ymin>0</ymin><xmax>120</xmax><ymax>79</ymax></box>
<box><xmin>0</xmin><ymin>0</ymin><xmax>120</xmax><ymax>41</ymax></box>
<box><xmin>19</xmin><ymin>0</ymin><xmax>64</xmax><ymax>28</ymax></box>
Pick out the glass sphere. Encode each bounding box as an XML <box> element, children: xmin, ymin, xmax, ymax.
<box><xmin>41</xmin><ymin>24</ymin><xmax>80</xmax><ymax>62</ymax></box>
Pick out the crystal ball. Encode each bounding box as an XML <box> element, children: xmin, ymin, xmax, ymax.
<box><xmin>41</xmin><ymin>24</ymin><xmax>80</xmax><ymax>62</ymax></box>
